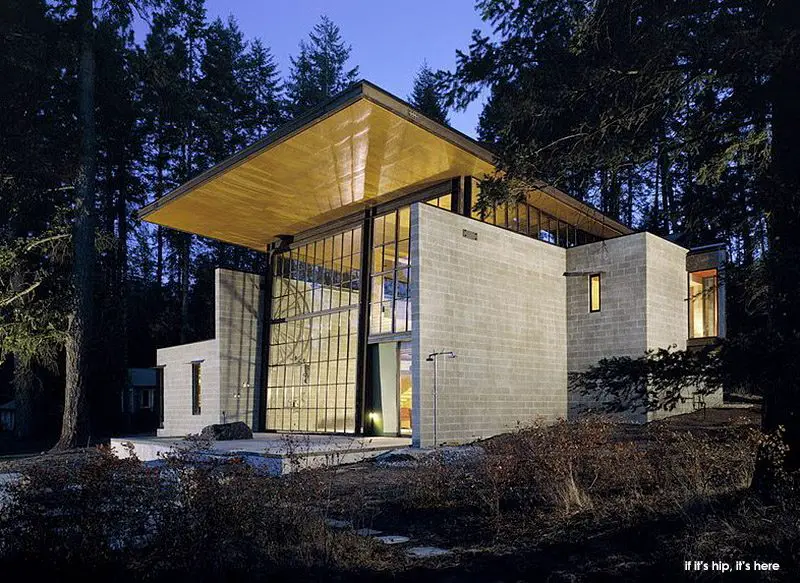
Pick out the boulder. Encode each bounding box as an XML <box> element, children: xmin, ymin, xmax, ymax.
<box><xmin>200</xmin><ymin>421</ymin><xmax>253</xmax><ymax>441</ymax></box>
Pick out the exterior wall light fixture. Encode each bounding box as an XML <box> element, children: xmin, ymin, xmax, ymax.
<box><xmin>426</xmin><ymin>351</ymin><xmax>456</xmax><ymax>447</ymax></box>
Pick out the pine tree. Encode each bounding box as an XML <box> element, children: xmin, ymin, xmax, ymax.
<box><xmin>55</xmin><ymin>0</ymin><xmax>98</xmax><ymax>450</ymax></box>
<box><xmin>285</xmin><ymin>16</ymin><xmax>358</xmax><ymax>118</ymax></box>
<box><xmin>51</xmin><ymin>0</ymin><xmax>159</xmax><ymax>449</ymax></box>
<box><xmin>195</xmin><ymin>15</ymin><xmax>282</xmax><ymax>280</ymax></box>
<box><xmin>408</xmin><ymin>62</ymin><xmax>449</xmax><ymax>124</ymax></box>
<box><xmin>0</xmin><ymin>0</ymin><xmax>74</xmax><ymax>439</ymax></box>
<box><xmin>446</xmin><ymin>0</ymin><xmax>800</xmax><ymax>487</ymax></box>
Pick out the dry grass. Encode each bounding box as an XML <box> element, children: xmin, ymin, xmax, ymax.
<box><xmin>1</xmin><ymin>407</ymin><xmax>796</xmax><ymax>582</ymax></box>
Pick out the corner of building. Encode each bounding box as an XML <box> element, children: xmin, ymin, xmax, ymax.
<box><xmin>157</xmin><ymin>267</ymin><xmax>266</xmax><ymax>437</ymax></box>
<box><xmin>412</xmin><ymin>202</ymin><xmax>568</xmax><ymax>447</ymax></box>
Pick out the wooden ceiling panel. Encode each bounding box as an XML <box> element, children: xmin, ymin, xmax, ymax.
<box><xmin>142</xmin><ymin>97</ymin><xmax>494</xmax><ymax>250</ymax></box>
<box><xmin>140</xmin><ymin>82</ymin><xmax>630</xmax><ymax>250</ymax></box>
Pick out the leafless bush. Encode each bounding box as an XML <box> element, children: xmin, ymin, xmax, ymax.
<box><xmin>646</xmin><ymin>425</ymin><xmax>760</xmax><ymax>508</ymax></box>
<box><xmin>0</xmin><ymin>446</ymin><xmax>387</xmax><ymax>580</ymax></box>
<box><xmin>400</xmin><ymin>419</ymin><xmax>762</xmax><ymax>529</ymax></box>
<box><xmin>685</xmin><ymin>494</ymin><xmax>800</xmax><ymax>578</ymax></box>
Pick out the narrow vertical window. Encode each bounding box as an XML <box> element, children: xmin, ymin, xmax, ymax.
<box><xmin>589</xmin><ymin>273</ymin><xmax>601</xmax><ymax>313</ymax></box>
<box><xmin>688</xmin><ymin>269</ymin><xmax>718</xmax><ymax>338</ymax></box>
<box><xmin>191</xmin><ymin>361</ymin><xmax>202</xmax><ymax>415</ymax></box>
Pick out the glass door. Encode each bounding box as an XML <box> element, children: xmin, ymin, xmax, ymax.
<box><xmin>398</xmin><ymin>342</ymin><xmax>412</xmax><ymax>435</ymax></box>
<box><xmin>366</xmin><ymin>340</ymin><xmax>413</xmax><ymax>436</ymax></box>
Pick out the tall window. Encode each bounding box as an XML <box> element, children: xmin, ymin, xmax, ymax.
<box><xmin>267</xmin><ymin>226</ymin><xmax>362</xmax><ymax>433</ymax></box>
<box><xmin>141</xmin><ymin>388</ymin><xmax>154</xmax><ymax>410</ymax></box>
<box><xmin>191</xmin><ymin>362</ymin><xmax>202</xmax><ymax>415</ymax></box>
<box><xmin>589</xmin><ymin>273</ymin><xmax>601</xmax><ymax>313</ymax></box>
<box><xmin>370</xmin><ymin>206</ymin><xmax>411</xmax><ymax>335</ymax></box>
<box><xmin>689</xmin><ymin>269</ymin><xmax>718</xmax><ymax>338</ymax></box>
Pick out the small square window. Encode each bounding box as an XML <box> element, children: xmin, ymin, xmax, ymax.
<box><xmin>589</xmin><ymin>273</ymin><xmax>601</xmax><ymax>312</ymax></box>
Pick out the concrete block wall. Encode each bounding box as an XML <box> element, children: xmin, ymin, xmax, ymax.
<box><xmin>157</xmin><ymin>268</ymin><xmax>265</xmax><ymax>437</ymax></box>
<box><xmin>411</xmin><ymin>203</ymin><xmax>567</xmax><ymax>447</ymax></box>
<box><xmin>157</xmin><ymin>339</ymin><xmax>220</xmax><ymax>436</ymax></box>
<box><xmin>646</xmin><ymin>236</ymin><xmax>723</xmax><ymax>419</ymax></box>
<box><xmin>216</xmin><ymin>269</ymin><xmax>265</xmax><ymax>429</ymax></box>
<box><xmin>566</xmin><ymin>232</ymin><xmax>717</xmax><ymax>421</ymax></box>
<box><xmin>566</xmin><ymin>233</ymin><xmax>649</xmax><ymax>421</ymax></box>
<box><xmin>645</xmin><ymin>234</ymin><xmax>689</xmax><ymax>351</ymax></box>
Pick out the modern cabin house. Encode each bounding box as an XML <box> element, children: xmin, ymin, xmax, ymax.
<box><xmin>138</xmin><ymin>80</ymin><xmax>725</xmax><ymax>447</ymax></box>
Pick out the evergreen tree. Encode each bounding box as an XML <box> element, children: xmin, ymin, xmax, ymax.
<box><xmin>285</xmin><ymin>16</ymin><xmax>358</xmax><ymax>118</ymax></box>
<box><xmin>51</xmin><ymin>0</ymin><xmax>159</xmax><ymax>449</ymax></box>
<box><xmin>194</xmin><ymin>15</ymin><xmax>282</xmax><ymax>286</ymax></box>
<box><xmin>0</xmin><ymin>0</ymin><xmax>74</xmax><ymax>438</ymax></box>
<box><xmin>2</xmin><ymin>0</ymin><xmax>289</xmax><ymax>443</ymax></box>
<box><xmin>446</xmin><ymin>0</ymin><xmax>800</xmax><ymax>487</ymax></box>
<box><xmin>408</xmin><ymin>62</ymin><xmax>449</xmax><ymax>124</ymax></box>
<box><xmin>197</xmin><ymin>16</ymin><xmax>282</xmax><ymax>167</ymax></box>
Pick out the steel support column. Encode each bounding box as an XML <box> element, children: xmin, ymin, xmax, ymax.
<box><xmin>354</xmin><ymin>209</ymin><xmax>374</xmax><ymax>434</ymax></box>
<box><xmin>257</xmin><ymin>245</ymin><xmax>278</xmax><ymax>432</ymax></box>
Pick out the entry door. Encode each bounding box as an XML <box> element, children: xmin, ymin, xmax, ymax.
<box><xmin>398</xmin><ymin>342</ymin><xmax>412</xmax><ymax>435</ymax></box>
<box><xmin>367</xmin><ymin>341</ymin><xmax>413</xmax><ymax>436</ymax></box>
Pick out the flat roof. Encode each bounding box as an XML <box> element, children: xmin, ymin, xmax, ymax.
<box><xmin>138</xmin><ymin>80</ymin><xmax>631</xmax><ymax>250</ymax></box>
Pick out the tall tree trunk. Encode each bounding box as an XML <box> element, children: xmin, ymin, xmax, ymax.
<box><xmin>179</xmin><ymin>233</ymin><xmax>191</xmax><ymax>343</ymax></box>
<box><xmin>599</xmin><ymin>169</ymin><xmax>609</xmax><ymax>215</ymax></box>
<box><xmin>625</xmin><ymin>167</ymin><xmax>634</xmax><ymax>227</ymax></box>
<box><xmin>155</xmin><ymin>144</ymin><xmax>165</xmax><ymax>287</ymax></box>
<box><xmin>652</xmin><ymin>152</ymin><xmax>660</xmax><ymax>229</ymax></box>
<box><xmin>658</xmin><ymin>145</ymin><xmax>672</xmax><ymax>233</ymax></box>
<box><xmin>12</xmin><ymin>359</ymin><xmax>38</xmax><ymax>440</ymax></box>
<box><xmin>117</xmin><ymin>172</ymin><xmax>129</xmax><ymax>422</ymax></box>
<box><xmin>156</xmin><ymin>225</ymin><xmax>164</xmax><ymax>285</ymax></box>
<box><xmin>55</xmin><ymin>0</ymin><xmax>95</xmax><ymax>450</ymax></box>
<box><xmin>609</xmin><ymin>169</ymin><xmax>620</xmax><ymax>221</ymax></box>
<box><xmin>740</xmin><ymin>213</ymin><xmax>754</xmax><ymax>267</ymax></box>
<box><xmin>751</xmin><ymin>0</ymin><xmax>800</xmax><ymax>493</ymax></box>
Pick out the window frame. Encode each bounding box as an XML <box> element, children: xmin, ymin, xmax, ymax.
<box><xmin>687</xmin><ymin>268</ymin><xmax>719</xmax><ymax>339</ymax></box>
<box><xmin>140</xmin><ymin>388</ymin><xmax>154</xmax><ymax>410</ymax></box>
<box><xmin>588</xmin><ymin>273</ymin><xmax>602</xmax><ymax>313</ymax></box>
<box><xmin>191</xmin><ymin>361</ymin><xmax>202</xmax><ymax>416</ymax></box>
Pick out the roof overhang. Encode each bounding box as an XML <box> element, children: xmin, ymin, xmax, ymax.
<box><xmin>137</xmin><ymin>80</ymin><xmax>631</xmax><ymax>250</ymax></box>
<box><xmin>137</xmin><ymin>81</ymin><xmax>495</xmax><ymax>250</ymax></box>
<box><xmin>525</xmin><ymin>180</ymin><xmax>632</xmax><ymax>239</ymax></box>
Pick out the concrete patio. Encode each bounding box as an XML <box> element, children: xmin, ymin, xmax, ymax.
<box><xmin>109</xmin><ymin>433</ymin><xmax>411</xmax><ymax>474</ymax></box>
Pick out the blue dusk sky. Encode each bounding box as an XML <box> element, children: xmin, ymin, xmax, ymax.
<box><xmin>139</xmin><ymin>0</ymin><xmax>493</xmax><ymax>137</ymax></box>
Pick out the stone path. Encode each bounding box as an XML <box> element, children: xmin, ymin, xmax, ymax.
<box><xmin>325</xmin><ymin>516</ymin><xmax>451</xmax><ymax>558</ymax></box>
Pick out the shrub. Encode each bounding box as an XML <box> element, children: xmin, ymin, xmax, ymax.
<box><xmin>0</xmin><ymin>447</ymin><xmax>387</xmax><ymax>580</ymax></box>
<box><xmin>400</xmin><ymin>419</ymin><xmax>762</xmax><ymax>529</ymax></box>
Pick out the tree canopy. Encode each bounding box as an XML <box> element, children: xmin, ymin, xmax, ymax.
<box><xmin>408</xmin><ymin>62</ymin><xmax>450</xmax><ymax>124</ymax></box>
<box><xmin>445</xmin><ymin>0</ymin><xmax>800</xmax><ymax>477</ymax></box>
<box><xmin>285</xmin><ymin>15</ymin><xmax>359</xmax><ymax>118</ymax></box>
<box><xmin>0</xmin><ymin>2</ymin><xmax>363</xmax><ymax>441</ymax></box>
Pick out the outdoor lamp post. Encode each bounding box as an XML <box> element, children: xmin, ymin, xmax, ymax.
<box><xmin>425</xmin><ymin>351</ymin><xmax>456</xmax><ymax>447</ymax></box>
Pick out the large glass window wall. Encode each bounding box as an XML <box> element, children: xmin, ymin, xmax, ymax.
<box><xmin>266</xmin><ymin>226</ymin><xmax>362</xmax><ymax>432</ymax></box>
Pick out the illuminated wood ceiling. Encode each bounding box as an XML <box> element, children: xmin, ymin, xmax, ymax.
<box><xmin>139</xmin><ymin>81</ymin><xmax>630</xmax><ymax>251</ymax></box>
<box><xmin>139</xmin><ymin>82</ymin><xmax>495</xmax><ymax>250</ymax></box>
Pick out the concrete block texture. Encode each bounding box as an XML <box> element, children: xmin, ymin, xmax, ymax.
<box><xmin>157</xmin><ymin>339</ymin><xmax>219</xmax><ymax>436</ymax></box>
<box><xmin>411</xmin><ymin>203</ymin><xmax>568</xmax><ymax>447</ymax></box>
<box><xmin>158</xmin><ymin>268</ymin><xmax>265</xmax><ymax>436</ymax></box>
<box><xmin>566</xmin><ymin>233</ymin><xmax>650</xmax><ymax>422</ymax></box>
<box><xmin>566</xmin><ymin>233</ymin><xmax>709</xmax><ymax>422</ymax></box>
<box><xmin>215</xmin><ymin>269</ymin><xmax>265</xmax><ymax>430</ymax></box>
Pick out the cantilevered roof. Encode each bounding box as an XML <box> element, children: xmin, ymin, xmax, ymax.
<box><xmin>138</xmin><ymin>80</ymin><xmax>630</xmax><ymax>250</ymax></box>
